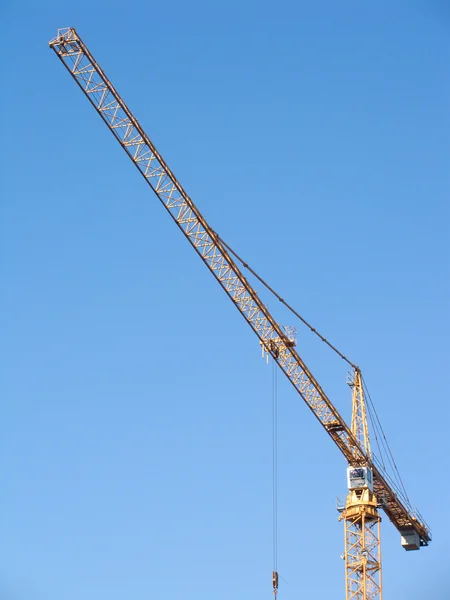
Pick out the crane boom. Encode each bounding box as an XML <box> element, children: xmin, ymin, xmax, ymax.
<box><xmin>49</xmin><ymin>27</ymin><xmax>431</xmax><ymax>549</ymax></box>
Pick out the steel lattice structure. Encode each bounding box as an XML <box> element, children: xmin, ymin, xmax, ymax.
<box><xmin>350</xmin><ymin>370</ymin><xmax>372</xmax><ymax>461</ymax></box>
<box><xmin>342</xmin><ymin>492</ymin><xmax>382</xmax><ymax>600</ymax></box>
<box><xmin>49</xmin><ymin>27</ymin><xmax>431</xmax><ymax>595</ymax></box>
<box><xmin>340</xmin><ymin>371</ymin><xmax>382</xmax><ymax>599</ymax></box>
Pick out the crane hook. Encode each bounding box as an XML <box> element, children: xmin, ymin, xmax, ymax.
<box><xmin>272</xmin><ymin>570</ymin><xmax>279</xmax><ymax>597</ymax></box>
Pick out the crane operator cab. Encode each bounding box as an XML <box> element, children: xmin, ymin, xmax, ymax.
<box><xmin>347</xmin><ymin>465</ymin><xmax>373</xmax><ymax>492</ymax></box>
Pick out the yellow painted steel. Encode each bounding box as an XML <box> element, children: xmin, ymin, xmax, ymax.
<box><xmin>341</xmin><ymin>489</ymin><xmax>382</xmax><ymax>600</ymax></box>
<box><xmin>350</xmin><ymin>369</ymin><xmax>371</xmax><ymax>459</ymax></box>
<box><xmin>48</xmin><ymin>28</ymin><xmax>430</xmax><ymax>550</ymax></box>
<box><xmin>48</xmin><ymin>28</ymin><xmax>431</xmax><ymax>597</ymax></box>
<box><xmin>340</xmin><ymin>370</ymin><xmax>382</xmax><ymax>599</ymax></box>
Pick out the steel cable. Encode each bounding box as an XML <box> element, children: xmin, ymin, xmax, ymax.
<box><xmin>213</xmin><ymin>231</ymin><xmax>358</xmax><ymax>370</ymax></box>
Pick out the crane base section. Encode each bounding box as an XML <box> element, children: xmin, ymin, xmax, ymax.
<box><xmin>339</xmin><ymin>488</ymin><xmax>382</xmax><ymax>600</ymax></box>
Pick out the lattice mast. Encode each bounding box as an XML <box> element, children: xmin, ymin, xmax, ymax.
<box><xmin>351</xmin><ymin>369</ymin><xmax>371</xmax><ymax>458</ymax></box>
<box><xmin>48</xmin><ymin>27</ymin><xmax>431</xmax><ymax>594</ymax></box>
<box><xmin>339</xmin><ymin>369</ymin><xmax>382</xmax><ymax>600</ymax></box>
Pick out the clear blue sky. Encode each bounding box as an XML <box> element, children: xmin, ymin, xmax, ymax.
<box><xmin>1</xmin><ymin>1</ymin><xmax>449</xmax><ymax>599</ymax></box>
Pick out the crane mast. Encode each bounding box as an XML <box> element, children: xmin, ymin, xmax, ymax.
<box><xmin>340</xmin><ymin>369</ymin><xmax>382</xmax><ymax>599</ymax></box>
<box><xmin>49</xmin><ymin>27</ymin><xmax>431</xmax><ymax>596</ymax></box>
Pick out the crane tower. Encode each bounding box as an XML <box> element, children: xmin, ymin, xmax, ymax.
<box><xmin>49</xmin><ymin>28</ymin><xmax>431</xmax><ymax>598</ymax></box>
<box><xmin>340</xmin><ymin>369</ymin><xmax>382</xmax><ymax>599</ymax></box>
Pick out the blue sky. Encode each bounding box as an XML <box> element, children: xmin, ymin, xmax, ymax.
<box><xmin>1</xmin><ymin>1</ymin><xmax>449</xmax><ymax>599</ymax></box>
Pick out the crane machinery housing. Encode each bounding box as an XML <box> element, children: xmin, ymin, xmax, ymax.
<box><xmin>49</xmin><ymin>27</ymin><xmax>431</xmax><ymax>600</ymax></box>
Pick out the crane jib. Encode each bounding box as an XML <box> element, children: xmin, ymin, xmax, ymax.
<box><xmin>48</xmin><ymin>27</ymin><xmax>431</xmax><ymax>548</ymax></box>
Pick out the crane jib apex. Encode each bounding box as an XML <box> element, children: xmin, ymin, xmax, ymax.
<box><xmin>48</xmin><ymin>25</ymin><xmax>431</xmax><ymax>593</ymax></box>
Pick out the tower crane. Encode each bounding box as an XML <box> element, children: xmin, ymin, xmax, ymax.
<box><xmin>49</xmin><ymin>28</ymin><xmax>431</xmax><ymax>599</ymax></box>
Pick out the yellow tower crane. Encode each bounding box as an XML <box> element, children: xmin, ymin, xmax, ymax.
<box><xmin>49</xmin><ymin>28</ymin><xmax>431</xmax><ymax>599</ymax></box>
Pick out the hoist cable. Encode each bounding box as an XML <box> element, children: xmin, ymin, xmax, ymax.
<box><xmin>272</xmin><ymin>358</ymin><xmax>278</xmax><ymax>573</ymax></box>
<box><xmin>217</xmin><ymin>231</ymin><xmax>413</xmax><ymax>506</ymax></box>
<box><xmin>213</xmin><ymin>232</ymin><xmax>358</xmax><ymax>370</ymax></box>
